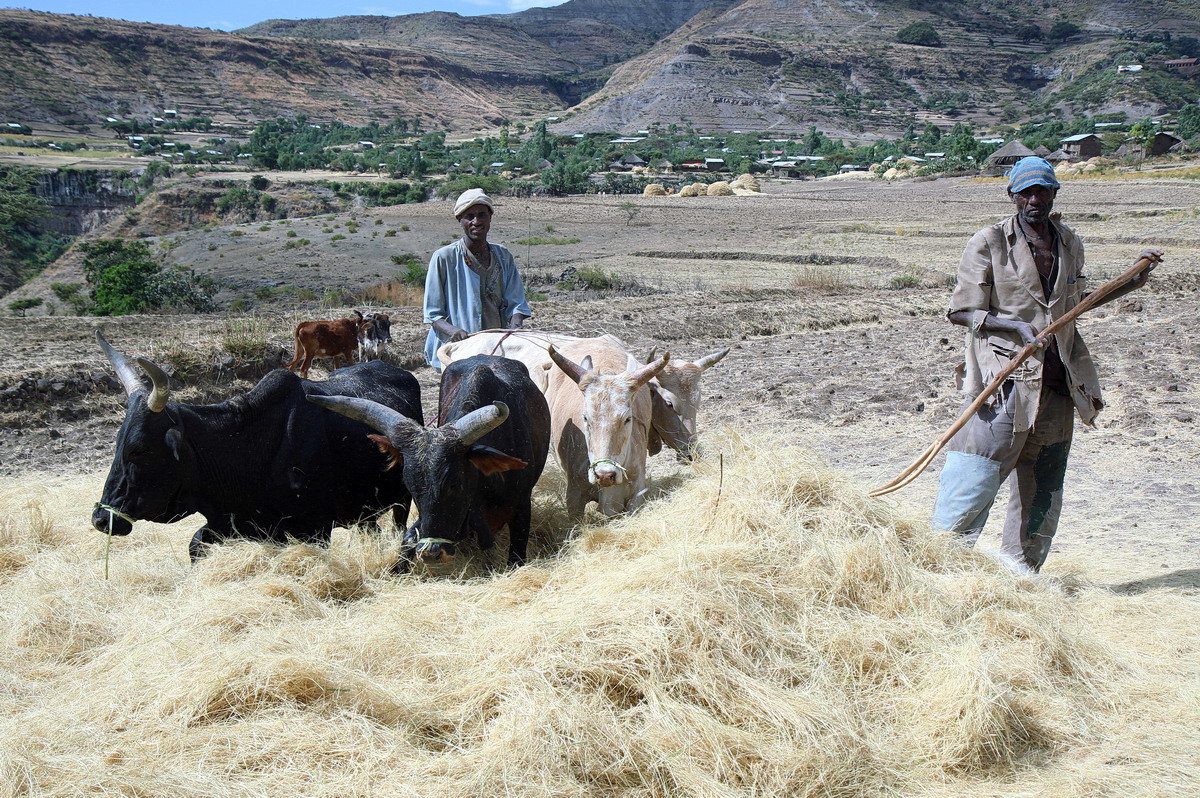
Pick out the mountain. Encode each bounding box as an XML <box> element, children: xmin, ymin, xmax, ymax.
<box><xmin>2</xmin><ymin>1</ymin><xmax>1199</xmax><ymax>138</ymax></box>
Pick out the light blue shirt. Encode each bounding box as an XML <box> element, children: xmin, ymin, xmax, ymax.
<box><xmin>423</xmin><ymin>239</ymin><xmax>532</xmax><ymax>369</ymax></box>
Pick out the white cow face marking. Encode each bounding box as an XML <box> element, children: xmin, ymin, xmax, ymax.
<box><xmin>579</xmin><ymin>373</ymin><xmax>639</xmax><ymax>487</ymax></box>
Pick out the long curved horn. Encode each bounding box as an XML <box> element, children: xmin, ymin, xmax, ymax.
<box><xmin>547</xmin><ymin>344</ymin><xmax>590</xmax><ymax>385</ymax></box>
<box><xmin>135</xmin><ymin>357</ymin><xmax>171</xmax><ymax>413</ymax></box>
<box><xmin>643</xmin><ymin>345</ymin><xmax>658</xmax><ymax>364</ymax></box>
<box><xmin>694</xmin><ymin>348</ymin><xmax>730</xmax><ymax>371</ymax></box>
<box><xmin>307</xmin><ymin>394</ymin><xmax>416</xmax><ymax>436</ymax></box>
<box><xmin>95</xmin><ymin>329</ymin><xmax>144</xmax><ymax>398</ymax></box>
<box><xmin>451</xmin><ymin>401</ymin><xmax>509</xmax><ymax>445</ymax></box>
<box><xmin>629</xmin><ymin>352</ymin><xmax>670</xmax><ymax>390</ymax></box>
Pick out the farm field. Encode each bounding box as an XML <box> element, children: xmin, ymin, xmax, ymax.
<box><xmin>0</xmin><ymin>174</ymin><xmax>1198</xmax><ymax>795</ymax></box>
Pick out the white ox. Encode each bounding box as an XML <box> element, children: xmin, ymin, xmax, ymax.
<box><xmin>437</xmin><ymin>331</ymin><xmax>729</xmax><ymax>458</ymax></box>
<box><xmin>545</xmin><ymin>339</ymin><xmax>668</xmax><ymax>520</ymax></box>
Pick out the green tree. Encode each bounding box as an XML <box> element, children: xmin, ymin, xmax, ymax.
<box><xmin>895</xmin><ymin>21</ymin><xmax>943</xmax><ymax>47</ymax></box>
<box><xmin>1176</xmin><ymin>104</ymin><xmax>1200</xmax><ymax>139</ymax></box>
<box><xmin>81</xmin><ymin>240</ymin><xmax>161</xmax><ymax>316</ymax></box>
<box><xmin>8</xmin><ymin>297</ymin><xmax>42</xmax><ymax>316</ymax></box>
<box><xmin>1048</xmin><ymin>20</ymin><xmax>1081</xmax><ymax>42</ymax></box>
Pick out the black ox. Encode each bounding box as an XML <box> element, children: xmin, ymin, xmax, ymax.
<box><xmin>310</xmin><ymin>354</ymin><xmax>550</xmax><ymax>569</ymax></box>
<box><xmin>92</xmin><ymin>330</ymin><xmax>423</xmax><ymax>560</ymax></box>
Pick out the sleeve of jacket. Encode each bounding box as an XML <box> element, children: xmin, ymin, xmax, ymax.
<box><xmin>497</xmin><ymin>246</ymin><xmax>533</xmax><ymax>318</ymax></box>
<box><xmin>423</xmin><ymin>250</ymin><xmax>449</xmax><ymax>324</ymax></box>
<box><xmin>948</xmin><ymin>228</ymin><xmax>995</xmax><ymax>317</ymax></box>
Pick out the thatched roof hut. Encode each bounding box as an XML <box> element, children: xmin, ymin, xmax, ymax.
<box><xmin>985</xmin><ymin>140</ymin><xmax>1036</xmax><ymax>168</ymax></box>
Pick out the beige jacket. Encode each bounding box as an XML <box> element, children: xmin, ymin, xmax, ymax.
<box><xmin>949</xmin><ymin>215</ymin><xmax>1103</xmax><ymax>431</ymax></box>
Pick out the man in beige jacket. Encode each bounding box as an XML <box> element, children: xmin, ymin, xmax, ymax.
<box><xmin>932</xmin><ymin>156</ymin><xmax>1160</xmax><ymax>571</ymax></box>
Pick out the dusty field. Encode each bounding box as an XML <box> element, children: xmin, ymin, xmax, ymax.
<box><xmin>0</xmin><ymin>173</ymin><xmax>1197</xmax><ymax>794</ymax></box>
<box><xmin>3</xmin><ymin>174</ymin><xmax>1198</xmax><ymax>584</ymax></box>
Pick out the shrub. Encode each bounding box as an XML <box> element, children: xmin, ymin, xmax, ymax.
<box><xmin>896</xmin><ymin>21</ymin><xmax>942</xmax><ymax>47</ymax></box>
<box><xmin>81</xmin><ymin>239</ymin><xmax>215</xmax><ymax>315</ymax></box>
<box><xmin>1048</xmin><ymin>20</ymin><xmax>1081</xmax><ymax>41</ymax></box>
<box><xmin>249</xmin><ymin>174</ymin><xmax>270</xmax><ymax>191</ymax></box>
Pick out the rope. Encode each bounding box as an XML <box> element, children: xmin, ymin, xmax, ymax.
<box><xmin>590</xmin><ymin>458</ymin><xmax>629</xmax><ymax>479</ymax></box>
<box><xmin>93</xmin><ymin>502</ymin><xmax>135</xmax><ymax>580</ymax></box>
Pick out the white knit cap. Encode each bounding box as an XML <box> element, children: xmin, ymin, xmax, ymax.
<box><xmin>453</xmin><ymin>188</ymin><xmax>495</xmax><ymax>218</ymax></box>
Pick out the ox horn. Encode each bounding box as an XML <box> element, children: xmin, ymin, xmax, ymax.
<box><xmin>451</xmin><ymin>401</ymin><xmax>509</xmax><ymax>445</ymax></box>
<box><xmin>629</xmin><ymin>352</ymin><xmax>670</xmax><ymax>390</ymax></box>
<box><xmin>547</xmin><ymin>344</ymin><xmax>591</xmax><ymax>385</ymax></box>
<box><xmin>95</xmin><ymin>329</ymin><xmax>145</xmax><ymax>398</ymax></box>
<box><xmin>135</xmin><ymin>357</ymin><xmax>171</xmax><ymax>412</ymax></box>
<box><xmin>643</xmin><ymin>345</ymin><xmax>658</xmax><ymax>364</ymax></box>
<box><xmin>694</xmin><ymin>348</ymin><xmax>730</xmax><ymax>371</ymax></box>
<box><xmin>306</xmin><ymin>394</ymin><xmax>415</xmax><ymax>435</ymax></box>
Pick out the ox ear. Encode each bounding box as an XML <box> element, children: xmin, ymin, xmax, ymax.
<box><xmin>466</xmin><ymin>445</ymin><xmax>528</xmax><ymax>476</ymax></box>
<box><xmin>643</xmin><ymin>346</ymin><xmax>658</xmax><ymax>364</ymax></box>
<box><xmin>164</xmin><ymin>427</ymin><xmax>189</xmax><ymax>462</ymax></box>
<box><xmin>368</xmin><ymin>434</ymin><xmax>403</xmax><ymax>470</ymax></box>
<box><xmin>694</xmin><ymin>348</ymin><xmax>730</xmax><ymax>371</ymax></box>
<box><xmin>629</xmin><ymin>351</ymin><xmax>670</xmax><ymax>390</ymax></box>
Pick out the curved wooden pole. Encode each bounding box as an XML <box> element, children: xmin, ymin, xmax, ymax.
<box><xmin>870</xmin><ymin>254</ymin><xmax>1158</xmax><ymax>498</ymax></box>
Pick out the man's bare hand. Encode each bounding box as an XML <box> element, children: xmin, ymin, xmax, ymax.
<box><xmin>1128</xmin><ymin>249</ymin><xmax>1163</xmax><ymax>290</ymax></box>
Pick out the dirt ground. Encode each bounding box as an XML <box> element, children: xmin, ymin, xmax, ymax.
<box><xmin>1</xmin><ymin>173</ymin><xmax>1197</xmax><ymax>590</ymax></box>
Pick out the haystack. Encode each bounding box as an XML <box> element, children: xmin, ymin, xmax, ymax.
<box><xmin>707</xmin><ymin>180</ymin><xmax>735</xmax><ymax>196</ymax></box>
<box><xmin>1</xmin><ymin>432</ymin><xmax>1197</xmax><ymax>795</ymax></box>
<box><xmin>642</xmin><ymin>183</ymin><xmax>667</xmax><ymax>197</ymax></box>
<box><xmin>730</xmin><ymin>173</ymin><xmax>761</xmax><ymax>192</ymax></box>
<box><xmin>678</xmin><ymin>183</ymin><xmax>705</xmax><ymax>197</ymax></box>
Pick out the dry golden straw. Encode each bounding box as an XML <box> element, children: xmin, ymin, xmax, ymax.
<box><xmin>0</xmin><ymin>431</ymin><xmax>1195</xmax><ymax>796</ymax></box>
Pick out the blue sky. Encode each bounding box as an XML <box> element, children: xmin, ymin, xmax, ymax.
<box><xmin>5</xmin><ymin>0</ymin><xmax>569</xmax><ymax>32</ymax></box>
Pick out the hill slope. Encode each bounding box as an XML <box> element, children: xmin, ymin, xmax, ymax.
<box><xmin>2</xmin><ymin>0</ymin><xmax>1199</xmax><ymax>136</ymax></box>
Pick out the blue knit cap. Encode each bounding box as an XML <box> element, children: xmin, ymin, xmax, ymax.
<box><xmin>1007</xmin><ymin>156</ymin><xmax>1060</xmax><ymax>193</ymax></box>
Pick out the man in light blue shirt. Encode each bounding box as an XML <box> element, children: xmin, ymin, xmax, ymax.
<box><xmin>423</xmin><ymin>188</ymin><xmax>533</xmax><ymax>370</ymax></box>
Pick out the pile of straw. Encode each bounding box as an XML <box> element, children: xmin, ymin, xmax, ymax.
<box><xmin>0</xmin><ymin>430</ymin><xmax>1196</xmax><ymax>795</ymax></box>
<box><xmin>678</xmin><ymin>183</ymin><xmax>707</xmax><ymax>197</ymax></box>
<box><xmin>643</xmin><ymin>183</ymin><xmax>667</xmax><ymax>196</ymax></box>
<box><xmin>731</xmin><ymin>173</ymin><xmax>761</xmax><ymax>192</ymax></box>
<box><xmin>706</xmin><ymin>180</ymin><xmax>735</xmax><ymax>196</ymax></box>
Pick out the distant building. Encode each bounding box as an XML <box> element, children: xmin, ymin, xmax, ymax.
<box><xmin>1146</xmin><ymin>131</ymin><xmax>1183</xmax><ymax>157</ymax></box>
<box><xmin>359</xmin><ymin>141</ymin><xmax>375</xmax><ymax>149</ymax></box>
<box><xmin>1116</xmin><ymin>64</ymin><xmax>1143</xmax><ymax>73</ymax></box>
<box><xmin>704</xmin><ymin>157</ymin><xmax>725</xmax><ymax>171</ymax></box>
<box><xmin>1044</xmin><ymin>149</ymin><xmax>1071</xmax><ymax>164</ymax></box>
<box><xmin>984</xmin><ymin>140</ymin><xmax>1036</xmax><ymax>172</ymax></box>
<box><xmin>620</xmin><ymin>153</ymin><xmax>646</xmax><ymax>167</ymax></box>
<box><xmin>1060</xmin><ymin>133</ymin><xmax>1102</xmax><ymax>159</ymax></box>
<box><xmin>163</xmin><ymin>109</ymin><xmax>178</xmax><ymax>118</ymax></box>
<box><xmin>1164</xmin><ymin>57</ymin><xmax>1200</xmax><ymax>77</ymax></box>
<box><xmin>838</xmin><ymin>164</ymin><xmax>868</xmax><ymax>173</ymax></box>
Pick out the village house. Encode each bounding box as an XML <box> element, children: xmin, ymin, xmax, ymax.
<box><xmin>984</xmin><ymin>140</ymin><xmax>1035</xmax><ymax>174</ymax></box>
<box><xmin>1164</xmin><ymin>57</ymin><xmax>1200</xmax><ymax>77</ymax></box>
<box><xmin>1060</xmin><ymin>133</ymin><xmax>1102</xmax><ymax>159</ymax></box>
<box><xmin>1146</xmin><ymin>131</ymin><xmax>1183</xmax><ymax>157</ymax></box>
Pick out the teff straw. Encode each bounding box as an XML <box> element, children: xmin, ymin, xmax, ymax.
<box><xmin>870</xmin><ymin>253</ymin><xmax>1160</xmax><ymax>498</ymax></box>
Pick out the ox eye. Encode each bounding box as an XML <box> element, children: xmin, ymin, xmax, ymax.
<box><xmin>624</xmin><ymin>417</ymin><xmax>632</xmax><ymax>424</ymax></box>
<box><xmin>665</xmin><ymin>400</ymin><xmax>675</xmax><ymax>409</ymax></box>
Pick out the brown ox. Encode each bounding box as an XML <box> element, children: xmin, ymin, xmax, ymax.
<box><xmin>286</xmin><ymin>310</ymin><xmax>368</xmax><ymax>379</ymax></box>
<box><xmin>440</xmin><ymin>331</ymin><xmax>729</xmax><ymax>459</ymax></box>
<box><xmin>545</xmin><ymin>340</ymin><xmax>668</xmax><ymax>520</ymax></box>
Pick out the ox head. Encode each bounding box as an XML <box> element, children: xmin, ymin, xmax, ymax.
<box><xmin>92</xmin><ymin>330</ymin><xmax>194</xmax><ymax>536</ymax></box>
<box><xmin>308</xmin><ymin>395</ymin><xmax>524</xmax><ymax>565</ymax></box>
<box><xmin>371</xmin><ymin>313</ymin><xmax>392</xmax><ymax>344</ymax></box>
<box><xmin>643</xmin><ymin>345</ymin><xmax>729</xmax><ymax>459</ymax></box>
<box><xmin>547</xmin><ymin>344</ymin><xmax>668</xmax><ymax>488</ymax></box>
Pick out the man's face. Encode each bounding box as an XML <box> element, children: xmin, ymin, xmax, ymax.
<box><xmin>458</xmin><ymin>205</ymin><xmax>492</xmax><ymax>243</ymax></box>
<box><xmin>1010</xmin><ymin>184</ymin><xmax>1057</xmax><ymax>225</ymax></box>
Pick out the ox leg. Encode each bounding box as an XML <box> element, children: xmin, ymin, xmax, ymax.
<box><xmin>507</xmin><ymin>503</ymin><xmax>531</xmax><ymax>567</ymax></box>
<box><xmin>390</xmin><ymin>524</ymin><xmax>419</xmax><ymax>574</ymax></box>
<box><xmin>188</xmin><ymin>526</ymin><xmax>224</xmax><ymax>562</ymax></box>
<box><xmin>470</xmin><ymin>509</ymin><xmax>495</xmax><ymax>551</ymax></box>
<box><xmin>565</xmin><ymin>478</ymin><xmax>588</xmax><ymax>523</ymax></box>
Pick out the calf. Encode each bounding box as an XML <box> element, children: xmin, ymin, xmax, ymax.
<box><xmin>358</xmin><ymin>312</ymin><xmax>392</xmax><ymax>361</ymax></box>
<box><xmin>286</xmin><ymin>310</ymin><xmax>367</xmax><ymax>378</ymax></box>
<box><xmin>311</xmin><ymin>355</ymin><xmax>550</xmax><ymax>569</ymax></box>
<box><xmin>546</xmin><ymin>340</ymin><xmax>668</xmax><ymax>520</ymax></box>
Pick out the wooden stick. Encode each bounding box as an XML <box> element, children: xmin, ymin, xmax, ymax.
<box><xmin>870</xmin><ymin>254</ymin><xmax>1157</xmax><ymax>498</ymax></box>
